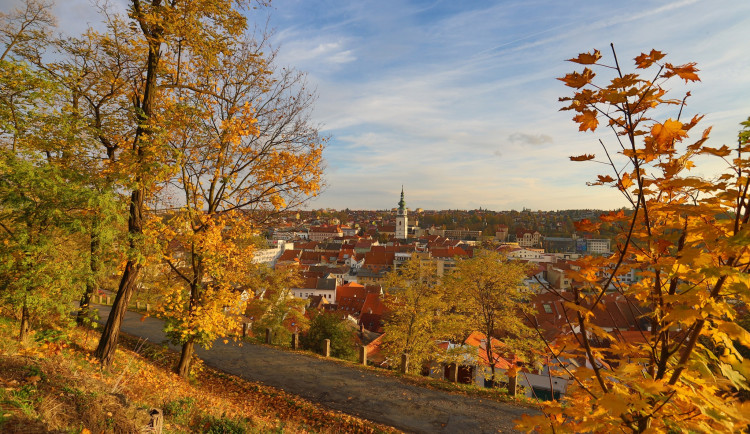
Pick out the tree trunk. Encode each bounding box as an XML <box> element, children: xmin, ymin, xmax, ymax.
<box><xmin>18</xmin><ymin>298</ymin><xmax>31</xmax><ymax>344</ymax></box>
<box><xmin>177</xmin><ymin>338</ymin><xmax>195</xmax><ymax>378</ymax></box>
<box><xmin>77</xmin><ymin>218</ymin><xmax>100</xmax><ymax>326</ymax></box>
<box><xmin>487</xmin><ymin>337</ymin><xmax>496</xmax><ymax>387</ymax></box>
<box><xmin>176</xmin><ymin>248</ymin><xmax>204</xmax><ymax>378</ymax></box>
<box><xmin>94</xmin><ymin>18</ymin><xmax>161</xmax><ymax>367</ymax></box>
<box><xmin>94</xmin><ymin>255</ymin><xmax>141</xmax><ymax>367</ymax></box>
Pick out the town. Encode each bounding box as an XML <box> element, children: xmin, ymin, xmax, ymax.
<box><xmin>240</xmin><ymin>189</ymin><xmax>631</xmax><ymax>401</ymax></box>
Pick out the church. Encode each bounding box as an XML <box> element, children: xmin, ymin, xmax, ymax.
<box><xmin>396</xmin><ymin>186</ymin><xmax>408</xmax><ymax>240</ymax></box>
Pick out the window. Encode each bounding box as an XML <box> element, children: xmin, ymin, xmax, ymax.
<box><xmin>543</xmin><ymin>304</ymin><xmax>553</xmax><ymax>314</ymax></box>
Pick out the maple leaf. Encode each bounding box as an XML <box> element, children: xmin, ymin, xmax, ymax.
<box><xmin>599</xmin><ymin>209</ymin><xmax>625</xmax><ymax>222</ymax></box>
<box><xmin>570</xmin><ymin>154</ymin><xmax>596</xmax><ymax>161</ymax></box>
<box><xmin>574</xmin><ymin>218</ymin><xmax>601</xmax><ymax>233</ymax></box>
<box><xmin>700</xmin><ymin>145</ymin><xmax>732</xmax><ymax>157</ymax></box>
<box><xmin>620</xmin><ymin>172</ymin><xmax>634</xmax><ymax>189</ymax></box>
<box><xmin>574</xmin><ymin>110</ymin><xmax>599</xmax><ymax>132</ymax></box>
<box><xmin>568</xmin><ymin>50</ymin><xmax>602</xmax><ymax>65</ymax></box>
<box><xmin>662</xmin><ymin>62</ymin><xmax>701</xmax><ymax>82</ymax></box>
<box><xmin>597</xmin><ymin>174</ymin><xmax>615</xmax><ymax>183</ymax></box>
<box><xmin>558</xmin><ymin>68</ymin><xmax>595</xmax><ymax>89</ymax></box>
<box><xmin>634</xmin><ymin>49</ymin><xmax>666</xmax><ymax>68</ymax></box>
<box><xmin>651</xmin><ymin>119</ymin><xmax>687</xmax><ymax>146</ymax></box>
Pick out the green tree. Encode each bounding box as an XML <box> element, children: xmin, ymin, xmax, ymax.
<box><xmin>301</xmin><ymin>311</ymin><xmax>356</xmax><ymax>360</ymax></box>
<box><xmin>0</xmin><ymin>3</ymin><xmax>116</xmax><ymax>342</ymax></box>
<box><xmin>0</xmin><ymin>154</ymin><xmax>98</xmax><ymax>342</ymax></box>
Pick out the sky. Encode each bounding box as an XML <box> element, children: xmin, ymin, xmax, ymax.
<box><xmin>3</xmin><ymin>0</ymin><xmax>749</xmax><ymax>211</ymax></box>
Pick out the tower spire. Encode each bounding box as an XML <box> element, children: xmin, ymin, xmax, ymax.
<box><xmin>396</xmin><ymin>186</ymin><xmax>408</xmax><ymax>240</ymax></box>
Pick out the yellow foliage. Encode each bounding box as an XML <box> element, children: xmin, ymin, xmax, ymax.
<box><xmin>518</xmin><ymin>47</ymin><xmax>750</xmax><ymax>433</ymax></box>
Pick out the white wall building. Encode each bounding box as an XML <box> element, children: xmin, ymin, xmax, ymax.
<box><xmin>252</xmin><ymin>241</ymin><xmax>293</xmax><ymax>266</ymax></box>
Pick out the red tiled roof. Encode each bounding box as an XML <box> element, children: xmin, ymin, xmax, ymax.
<box><xmin>464</xmin><ymin>331</ymin><xmax>513</xmax><ymax>370</ymax></box>
<box><xmin>277</xmin><ymin>249</ymin><xmax>301</xmax><ymax>262</ymax></box>
<box><xmin>300</xmin><ymin>251</ymin><xmax>325</xmax><ymax>264</ymax></box>
<box><xmin>311</xmin><ymin>225</ymin><xmax>342</xmax><ymax>233</ymax></box>
<box><xmin>364</xmin><ymin>251</ymin><xmax>395</xmax><ymax>266</ymax></box>
<box><xmin>430</xmin><ymin>246</ymin><xmax>469</xmax><ymax>258</ymax></box>
<box><xmin>295</xmin><ymin>241</ymin><xmax>319</xmax><ymax>251</ymax></box>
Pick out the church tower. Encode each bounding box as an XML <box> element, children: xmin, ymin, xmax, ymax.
<box><xmin>396</xmin><ymin>186</ymin><xmax>408</xmax><ymax>240</ymax></box>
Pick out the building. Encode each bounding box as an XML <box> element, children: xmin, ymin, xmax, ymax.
<box><xmin>585</xmin><ymin>238</ymin><xmax>611</xmax><ymax>255</ymax></box>
<box><xmin>516</xmin><ymin>229</ymin><xmax>542</xmax><ymax>248</ymax></box>
<box><xmin>252</xmin><ymin>240</ymin><xmax>293</xmax><ymax>265</ymax></box>
<box><xmin>543</xmin><ymin>237</ymin><xmax>576</xmax><ymax>253</ymax></box>
<box><xmin>396</xmin><ymin>187</ymin><xmax>408</xmax><ymax>240</ymax></box>
<box><xmin>309</xmin><ymin>225</ymin><xmax>343</xmax><ymax>242</ymax></box>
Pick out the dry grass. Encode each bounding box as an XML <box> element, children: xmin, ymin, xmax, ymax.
<box><xmin>0</xmin><ymin>316</ymin><xmax>397</xmax><ymax>433</ymax></box>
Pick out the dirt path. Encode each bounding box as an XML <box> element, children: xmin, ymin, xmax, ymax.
<box><xmin>93</xmin><ymin>303</ymin><xmax>536</xmax><ymax>433</ymax></box>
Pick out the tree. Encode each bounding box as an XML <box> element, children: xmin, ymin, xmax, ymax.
<box><xmin>0</xmin><ymin>154</ymin><xmax>94</xmax><ymax>342</ymax></box>
<box><xmin>381</xmin><ymin>257</ymin><xmax>458</xmax><ymax>373</ymax></box>
<box><xmin>245</xmin><ymin>264</ymin><xmax>308</xmax><ymax>347</ymax></box>
<box><xmin>518</xmin><ymin>46</ymin><xmax>750</xmax><ymax>433</ymax></box>
<box><xmin>0</xmin><ymin>3</ymin><xmax>116</xmax><ymax>342</ymax></box>
<box><xmin>88</xmin><ymin>0</ymin><xmax>258</xmax><ymax>368</ymax></box>
<box><xmin>150</xmin><ymin>211</ymin><xmax>257</xmax><ymax>376</ymax></box>
<box><xmin>154</xmin><ymin>31</ymin><xmax>322</xmax><ymax>376</ymax></box>
<box><xmin>448</xmin><ymin>249</ymin><xmax>537</xmax><ymax>386</ymax></box>
<box><xmin>301</xmin><ymin>311</ymin><xmax>356</xmax><ymax>360</ymax></box>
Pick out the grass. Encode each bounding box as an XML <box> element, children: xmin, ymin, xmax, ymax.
<box><xmin>0</xmin><ymin>315</ymin><xmax>398</xmax><ymax>433</ymax></box>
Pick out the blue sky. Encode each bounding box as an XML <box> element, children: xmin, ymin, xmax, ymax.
<box><xmin>3</xmin><ymin>0</ymin><xmax>749</xmax><ymax>211</ymax></box>
<box><xmin>255</xmin><ymin>0</ymin><xmax>750</xmax><ymax>211</ymax></box>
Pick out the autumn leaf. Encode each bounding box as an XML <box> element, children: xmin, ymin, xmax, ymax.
<box><xmin>663</xmin><ymin>62</ymin><xmax>701</xmax><ymax>82</ymax></box>
<box><xmin>574</xmin><ymin>218</ymin><xmax>601</xmax><ymax>233</ymax></box>
<box><xmin>597</xmin><ymin>174</ymin><xmax>615</xmax><ymax>183</ymax></box>
<box><xmin>568</xmin><ymin>49</ymin><xmax>602</xmax><ymax>65</ymax></box>
<box><xmin>573</xmin><ymin>110</ymin><xmax>599</xmax><ymax>132</ymax></box>
<box><xmin>570</xmin><ymin>154</ymin><xmax>596</xmax><ymax>161</ymax></box>
<box><xmin>558</xmin><ymin>68</ymin><xmax>595</xmax><ymax>89</ymax></box>
<box><xmin>651</xmin><ymin>119</ymin><xmax>687</xmax><ymax>146</ymax></box>
<box><xmin>634</xmin><ymin>49</ymin><xmax>666</xmax><ymax>68</ymax></box>
<box><xmin>620</xmin><ymin>172</ymin><xmax>634</xmax><ymax>189</ymax></box>
<box><xmin>599</xmin><ymin>209</ymin><xmax>625</xmax><ymax>222</ymax></box>
<box><xmin>700</xmin><ymin>145</ymin><xmax>732</xmax><ymax>157</ymax></box>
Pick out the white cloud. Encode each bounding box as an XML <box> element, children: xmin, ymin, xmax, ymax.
<box><xmin>5</xmin><ymin>0</ymin><xmax>747</xmax><ymax>211</ymax></box>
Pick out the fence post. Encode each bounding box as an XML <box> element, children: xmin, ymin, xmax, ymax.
<box><xmin>323</xmin><ymin>339</ymin><xmax>331</xmax><ymax>357</ymax></box>
<box><xmin>359</xmin><ymin>345</ymin><xmax>367</xmax><ymax>365</ymax></box>
<box><xmin>291</xmin><ymin>333</ymin><xmax>299</xmax><ymax>350</ymax></box>
<box><xmin>265</xmin><ymin>328</ymin><xmax>272</xmax><ymax>344</ymax></box>
<box><xmin>507</xmin><ymin>366</ymin><xmax>518</xmax><ymax>397</ymax></box>
<box><xmin>147</xmin><ymin>408</ymin><xmax>163</xmax><ymax>433</ymax></box>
